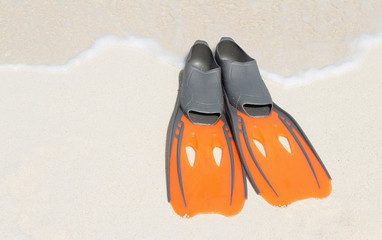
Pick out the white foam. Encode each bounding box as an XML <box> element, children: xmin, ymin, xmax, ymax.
<box><xmin>261</xmin><ymin>31</ymin><xmax>382</xmax><ymax>86</ymax></box>
<box><xmin>1</xmin><ymin>32</ymin><xmax>382</xmax><ymax>86</ymax></box>
<box><xmin>0</xmin><ymin>35</ymin><xmax>184</xmax><ymax>72</ymax></box>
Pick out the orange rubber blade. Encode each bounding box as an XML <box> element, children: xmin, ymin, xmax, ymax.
<box><xmin>237</xmin><ymin>110</ymin><xmax>331</xmax><ymax>207</ymax></box>
<box><xmin>168</xmin><ymin>115</ymin><xmax>246</xmax><ymax>218</ymax></box>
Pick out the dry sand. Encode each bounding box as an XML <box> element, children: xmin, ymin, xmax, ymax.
<box><xmin>0</xmin><ymin>37</ymin><xmax>381</xmax><ymax>240</ymax></box>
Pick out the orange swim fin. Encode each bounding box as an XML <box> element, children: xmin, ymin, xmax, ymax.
<box><xmin>215</xmin><ymin>37</ymin><xmax>332</xmax><ymax>207</ymax></box>
<box><xmin>165</xmin><ymin>41</ymin><xmax>246</xmax><ymax>218</ymax></box>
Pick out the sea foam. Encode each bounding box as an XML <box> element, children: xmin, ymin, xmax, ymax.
<box><xmin>0</xmin><ymin>35</ymin><xmax>184</xmax><ymax>72</ymax></box>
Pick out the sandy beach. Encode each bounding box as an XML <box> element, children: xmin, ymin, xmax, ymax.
<box><xmin>1</xmin><ymin>1</ymin><xmax>382</xmax><ymax>239</ymax></box>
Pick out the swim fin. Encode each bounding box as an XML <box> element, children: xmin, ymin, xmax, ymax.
<box><xmin>215</xmin><ymin>37</ymin><xmax>332</xmax><ymax>207</ymax></box>
<box><xmin>166</xmin><ymin>40</ymin><xmax>246</xmax><ymax>218</ymax></box>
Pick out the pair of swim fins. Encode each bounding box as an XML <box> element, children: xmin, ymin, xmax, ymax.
<box><xmin>166</xmin><ymin>37</ymin><xmax>332</xmax><ymax>218</ymax></box>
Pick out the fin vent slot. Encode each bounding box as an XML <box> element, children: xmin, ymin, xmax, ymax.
<box><xmin>253</xmin><ymin>139</ymin><xmax>266</xmax><ymax>157</ymax></box>
<box><xmin>186</xmin><ymin>146</ymin><xmax>196</xmax><ymax>166</ymax></box>
<box><xmin>213</xmin><ymin>147</ymin><xmax>222</xmax><ymax>166</ymax></box>
<box><xmin>279</xmin><ymin>136</ymin><xmax>291</xmax><ymax>154</ymax></box>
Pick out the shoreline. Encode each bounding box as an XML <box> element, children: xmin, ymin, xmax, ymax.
<box><xmin>1</xmin><ymin>33</ymin><xmax>382</xmax><ymax>87</ymax></box>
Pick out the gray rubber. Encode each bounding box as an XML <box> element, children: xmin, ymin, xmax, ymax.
<box><xmin>215</xmin><ymin>37</ymin><xmax>331</xmax><ymax>196</ymax></box>
<box><xmin>215</xmin><ymin>37</ymin><xmax>273</xmax><ymax>117</ymax></box>
<box><xmin>165</xmin><ymin>40</ymin><xmax>247</xmax><ymax>205</ymax></box>
<box><xmin>180</xmin><ymin>40</ymin><xmax>224</xmax><ymax>125</ymax></box>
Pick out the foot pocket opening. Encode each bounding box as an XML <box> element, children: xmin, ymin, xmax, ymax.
<box><xmin>188</xmin><ymin>111</ymin><xmax>221</xmax><ymax>125</ymax></box>
<box><xmin>243</xmin><ymin>104</ymin><xmax>272</xmax><ymax>117</ymax></box>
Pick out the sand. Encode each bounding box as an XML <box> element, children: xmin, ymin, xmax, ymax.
<box><xmin>1</xmin><ymin>1</ymin><xmax>382</xmax><ymax>239</ymax></box>
<box><xmin>0</xmin><ymin>38</ymin><xmax>381</xmax><ymax>239</ymax></box>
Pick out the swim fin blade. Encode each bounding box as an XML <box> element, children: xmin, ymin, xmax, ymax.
<box><xmin>215</xmin><ymin>37</ymin><xmax>332</xmax><ymax>207</ymax></box>
<box><xmin>166</xmin><ymin>41</ymin><xmax>246</xmax><ymax>218</ymax></box>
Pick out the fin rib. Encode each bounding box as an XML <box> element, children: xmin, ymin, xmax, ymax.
<box><xmin>241</xmin><ymin>162</ymin><xmax>248</xmax><ymax>199</ymax></box>
<box><xmin>165</xmin><ymin>124</ymin><xmax>173</xmax><ymax>202</ymax></box>
<box><xmin>223</xmin><ymin>122</ymin><xmax>235</xmax><ymax>205</ymax></box>
<box><xmin>175</xmin><ymin>120</ymin><xmax>187</xmax><ymax>207</ymax></box>
<box><xmin>166</xmin><ymin>101</ymin><xmax>181</xmax><ymax>202</ymax></box>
